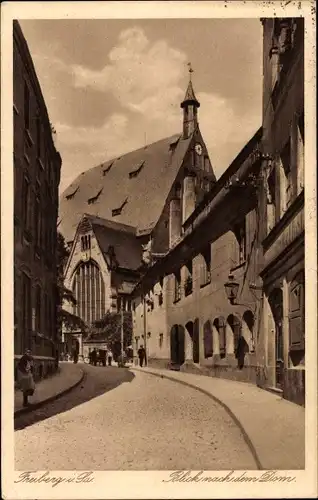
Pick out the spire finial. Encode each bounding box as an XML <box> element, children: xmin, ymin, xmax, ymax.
<box><xmin>187</xmin><ymin>62</ymin><xmax>193</xmax><ymax>81</ymax></box>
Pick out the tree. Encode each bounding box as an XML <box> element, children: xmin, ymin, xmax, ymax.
<box><xmin>57</xmin><ymin>231</ymin><xmax>87</xmax><ymax>335</ymax></box>
<box><xmin>93</xmin><ymin>311</ymin><xmax>133</xmax><ymax>359</ymax></box>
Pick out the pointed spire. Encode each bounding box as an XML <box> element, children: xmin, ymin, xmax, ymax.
<box><xmin>181</xmin><ymin>63</ymin><xmax>200</xmax><ymax>109</ymax></box>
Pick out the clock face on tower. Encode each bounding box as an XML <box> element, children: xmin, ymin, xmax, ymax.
<box><xmin>195</xmin><ymin>143</ymin><xmax>203</xmax><ymax>156</ymax></box>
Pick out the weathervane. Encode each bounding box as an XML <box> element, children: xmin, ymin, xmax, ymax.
<box><xmin>187</xmin><ymin>62</ymin><xmax>194</xmax><ymax>81</ymax></box>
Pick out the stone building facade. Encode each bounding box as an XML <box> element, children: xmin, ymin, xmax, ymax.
<box><xmin>132</xmin><ymin>129</ymin><xmax>263</xmax><ymax>384</ymax></box>
<box><xmin>256</xmin><ymin>18</ymin><xmax>305</xmax><ymax>405</ymax></box>
<box><xmin>13</xmin><ymin>21</ymin><xmax>62</xmax><ymax>379</ymax></box>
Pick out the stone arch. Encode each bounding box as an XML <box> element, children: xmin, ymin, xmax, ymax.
<box><xmin>213</xmin><ymin>317</ymin><xmax>226</xmax><ymax>358</ymax></box>
<box><xmin>226</xmin><ymin>314</ymin><xmax>242</xmax><ymax>355</ymax></box>
<box><xmin>242</xmin><ymin>310</ymin><xmax>255</xmax><ymax>352</ymax></box>
<box><xmin>170</xmin><ymin>324</ymin><xmax>185</xmax><ymax>365</ymax></box>
<box><xmin>185</xmin><ymin>319</ymin><xmax>200</xmax><ymax>363</ymax></box>
<box><xmin>203</xmin><ymin>320</ymin><xmax>213</xmax><ymax>358</ymax></box>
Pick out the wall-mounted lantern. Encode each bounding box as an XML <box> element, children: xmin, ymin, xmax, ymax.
<box><xmin>224</xmin><ymin>274</ymin><xmax>240</xmax><ymax>305</ymax></box>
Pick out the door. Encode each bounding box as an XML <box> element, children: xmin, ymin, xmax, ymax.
<box><xmin>270</xmin><ymin>288</ymin><xmax>284</xmax><ymax>388</ymax></box>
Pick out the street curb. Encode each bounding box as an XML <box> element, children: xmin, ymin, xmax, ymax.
<box><xmin>132</xmin><ymin>367</ymin><xmax>263</xmax><ymax>470</ymax></box>
<box><xmin>14</xmin><ymin>367</ymin><xmax>85</xmax><ymax>418</ymax></box>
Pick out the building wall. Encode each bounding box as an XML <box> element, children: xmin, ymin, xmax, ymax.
<box><xmin>133</xmin><ymin>197</ymin><xmax>261</xmax><ymax>384</ymax></box>
<box><xmin>258</xmin><ymin>18</ymin><xmax>305</xmax><ymax>405</ymax></box>
<box><xmin>13</xmin><ymin>21</ymin><xmax>61</xmax><ymax>379</ymax></box>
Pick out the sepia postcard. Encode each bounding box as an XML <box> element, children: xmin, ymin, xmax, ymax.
<box><xmin>1</xmin><ymin>1</ymin><xmax>317</xmax><ymax>499</ymax></box>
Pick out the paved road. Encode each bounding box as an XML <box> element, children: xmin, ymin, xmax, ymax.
<box><xmin>15</xmin><ymin>364</ymin><xmax>257</xmax><ymax>470</ymax></box>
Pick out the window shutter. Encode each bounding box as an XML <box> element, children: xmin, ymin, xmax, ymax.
<box><xmin>289</xmin><ymin>272</ymin><xmax>305</xmax><ymax>351</ymax></box>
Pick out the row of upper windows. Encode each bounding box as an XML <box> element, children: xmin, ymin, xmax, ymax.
<box><xmin>15</xmin><ymin>170</ymin><xmax>56</xmax><ymax>261</ymax></box>
<box><xmin>266</xmin><ymin>112</ymin><xmax>304</xmax><ymax>233</ymax></box>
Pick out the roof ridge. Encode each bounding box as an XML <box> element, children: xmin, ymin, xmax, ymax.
<box><xmin>84</xmin><ymin>213</ymin><xmax>137</xmax><ymax>234</ymax></box>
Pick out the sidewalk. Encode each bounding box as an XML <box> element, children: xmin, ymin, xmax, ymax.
<box><xmin>132</xmin><ymin>366</ymin><xmax>305</xmax><ymax>470</ymax></box>
<box><xmin>15</xmin><ymin>362</ymin><xmax>84</xmax><ymax>416</ymax></box>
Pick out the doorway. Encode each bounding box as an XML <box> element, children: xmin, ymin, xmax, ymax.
<box><xmin>269</xmin><ymin>288</ymin><xmax>284</xmax><ymax>389</ymax></box>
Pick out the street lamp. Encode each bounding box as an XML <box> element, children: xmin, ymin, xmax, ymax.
<box><xmin>224</xmin><ymin>274</ymin><xmax>240</xmax><ymax>305</ymax></box>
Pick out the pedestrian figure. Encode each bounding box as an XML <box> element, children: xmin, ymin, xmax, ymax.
<box><xmin>107</xmin><ymin>353</ymin><xmax>112</xmax><ymax>366</ymax></box>
<box><xmin>16</xmin><ymin>349</ymin><xmax>35</xmax><ymax>407</ymax></box>
<box><xmin>73</xmin><ymin>348</ymin><xmax>79</xmax><ymax>364</ymax></box>
<box><xmin>138</xmin><ymin>345</ymin><xmax>146</xmax><ymax>367</ymax></box>
<box><xmin>91</xmin><ymin>348</ymin><xmax>97</xmax><ymax>366</ymax></box>
<box><xmin>235</xmin><ymin>336</ymin><xmax>249</xmax><ymax>370</ymax></box>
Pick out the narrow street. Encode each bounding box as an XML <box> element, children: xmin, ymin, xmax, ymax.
<box><xmin>15</xmin><ymin>364</ymin><xmax>257</xmax><ymax>470</ymax></box>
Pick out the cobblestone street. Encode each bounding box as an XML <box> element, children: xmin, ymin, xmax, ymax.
<box><xmin>15</xmin><ymin>364</ymin><xmax>257</xmax><ymax>470</ymax></box>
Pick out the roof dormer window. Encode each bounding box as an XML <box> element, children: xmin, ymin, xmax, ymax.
<box><xmin>169</xmin><ymin>137</ymin><xmax>180</xmax><ymax>151</ymax></box>
<box><xmin>88</xmin><ymin>188</ymin><xmax>103</xmax><ymax>205</ymax></box>
<box><xmin>103</xmin><ymin>162</ymin><xmax>114</xmax><ymax>176</ymax></box>
<box><xmin>112</xmin><ymin>198</ymin><xmax>128</xmax><ymax>217</ymax></box>
<box><xmin>129</xmin><ymin>161</ymin><xmax>144</xmax><ymax>179</ymax></box>
<box><xmin>66</xmin><ymin>186</ymin><xmax>79</xmax><ymax>200</ymax></box>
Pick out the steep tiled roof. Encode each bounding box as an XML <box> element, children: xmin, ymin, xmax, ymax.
<box><xmin>86</xmin><ymin>214</ymin><xmax>142</xmax><ymax>271</ymax></box>
<box><xmin>59</xmin><ymin>133</ymin><xmax>193</xmax><ymax>243</ymax></box>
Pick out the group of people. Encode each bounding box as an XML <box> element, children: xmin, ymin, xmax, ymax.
<box><xmin>89</xmin><ymin>348</ymin><xmax>112</xmax><ymax>366</ymax></box>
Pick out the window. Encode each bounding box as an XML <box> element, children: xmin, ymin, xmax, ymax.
<box><xmin>34</xmin><ymin>195</ymin><xmax>41</xmax><ymax>248</ymax></box>
<box><xmin>88</xmin><ymin>188</ymin><xmax>103</xmax><ymax>205</ymax></box>
<box><xmin>289</xmin><ymin>271</ymin><xmax>305</xmax><ymax>362</ymax></box>
<box><xmin>129</xmin><ymin>161</ymin><xmax>144</xmax><ymax>178</ymax></box>
<box><xmin>233</xmin><ymin>221</ymin><xmax>246</xmax><ymax>264</ymax></box>
<box><xmin>174</xmin><ymin>270</ymin><xmax>181</xmax><ymax>302</ymax></box>
<box><xmin>112</xmin><ymin>198</ymin><xmax>128</xmax><ymax>217</ymax></box>
<box><xmin>66</xmin><ymin>186</ymin><xmax>79</xmax><ymax>200</ymax></box>
<box><xmin>35</xmin><ymin>285</ymin><xmax>41</xmax><ymax>333</ymax></box>
<box><xmin>22</xmin><ymin>175</ymin><xmax>30</xmax><ymax>231</ymax></box>
<box><xmin>200</xmin><ymin>246</ymin><xmax>211</xmax><ymax>287</ymax></box>
<box><xmin>159</xmin><ymin>333</ymin><xmax>164</xmax><ymax>348</ymax></box>
<box><xmin>103</xmin><ymin>162</ymin><xmax>114</xmax><ymax>175</ymax></box>
<box><xmin>267</xmin><ymin>166</ymin><xmax>277</xmax><ymax>232</ymax></box>
<box><xmin>22</xmin><ymin>273</ymin><xmax>31</xmax><ymax>349</ymax></box>
<box><xmin>72</xmin><ymin>260</ymin><xmax>105</xmax><ymax>324</ymax></box>
<box><xmin>36</xmin><ymin>116</ymin><xmax>42</xmax><ymax>159</ymax></box>
<box><xmin>24</xmin><ymin>82</ymin><xmax>30</xmax><ymax>130</ymax></box>
<box><xmin>81</xmin><ymin>235</ymin><xmax>91</xmax><ymax>251</ymax></box>
<box><xmin>184</xmin><ymin>261</ymin><xmax>193</xmax><ymax>296</ymax></box>
<box><xmin>296</xmin><ymin>112</ymin><xmax>304</xmax><ymax>194</ymax></box>
<box><xmin>280</xmin><ymin>140</ymin><xmax>292</xmax><ymax>212</ymax></box>
<box><xmin>204</xmin><ymin>156</ymin><xmax>210</xmax><ymax>172</ymax></box>
<box><xmin>169</xmin><ymin>138</ymin><xmax>179</xmax><ymax>152</ymax></box>
<box><xmin>158</xmin><ymin>291</ymin><xmax>163</xmax><ymax>306</ymax></box>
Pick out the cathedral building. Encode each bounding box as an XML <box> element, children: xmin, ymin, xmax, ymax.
<box><xmin>60</xmin><ymin>76</ymin><xmax>216</xmax><ymax>351</ymax></box>
<box><xmin>14</xmin><ymin>21</ymin><xmax>61</xmax><ymax>379</ymax></box>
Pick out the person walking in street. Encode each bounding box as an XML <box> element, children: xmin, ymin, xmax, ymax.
<box><xmin>91</xmin><ymin>348</ymin><xmax>97</xmax><ymax>366</ymax></box>
<box><xmin>137</xmin><ymin>345</ymin><xmax>146</xmax><ymax>367</ymax></box>
<box><xmin>107</xmin><ymin>352</ymin><xmax>112</xmax><ymax>366</ymax></box>
<box><xmin>16</xmin><ymin>349</ymin><xmax>35</xmax><ymax>407</ymax></box>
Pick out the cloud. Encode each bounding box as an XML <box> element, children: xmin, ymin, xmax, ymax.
<box><xmin>55</xmin><ymin>26</ymin><xmax>260</xmax><ymax>190</ymax></box>
<box><xmin>72</xmin><ymin>26</ymin><xmax>187</xmax><ymax>115</ymax></box>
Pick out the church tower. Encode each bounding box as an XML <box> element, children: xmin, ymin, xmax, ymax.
<box><xmin>181</xmin><ymin>64</ymin><xmax>200</xmax><ymax>139</ymax></box>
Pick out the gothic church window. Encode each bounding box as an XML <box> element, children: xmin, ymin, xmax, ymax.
<box><xmin>72</xmin><ymin>260</ymin><xmax>105</xmax><ymax>325</ymax></box>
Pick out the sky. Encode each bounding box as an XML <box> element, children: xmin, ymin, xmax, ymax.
<box><xmin>20</xmin><ymin>19</ymin><xmax>263</xmax><ymax>193</ymax></box>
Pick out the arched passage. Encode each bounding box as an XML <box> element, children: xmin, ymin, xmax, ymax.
<box><xmin>213</xmin><ymin>317</ymin><xmax>226</xmax><ymax>358</ymax></box>
<box><xmin>170</xmin><ymin>324</ymin><xmax>185</xmax><ymax>365</ymax></box>
<box><xmin>268</xmin><ymin>288</ymin><xmax>284</xmax><ymax>388</ymax></box>
<box><xmin>203</xmin><ymin>320</ymin><xmax>213</xmax><ymax>358</ymax></box>
<box><xmin>226</xmin><ymin>314</ymin><xmax>241</xmax><ymax>355</ymax></box>
<box><xmin>185</xmin><ymin>319</ymin><xmax>200</xmax><ymax>363</ymax></box>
